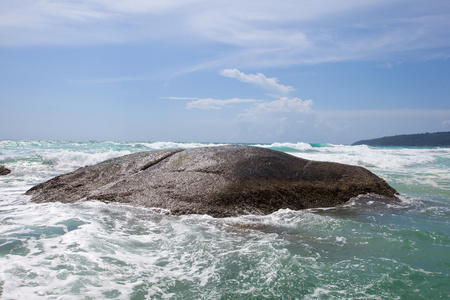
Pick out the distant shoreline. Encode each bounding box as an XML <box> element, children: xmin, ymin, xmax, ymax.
<box><xmin>352</xmin><ymin>131</ymin><xmax>450</xmax><ymax>147</ymax></box>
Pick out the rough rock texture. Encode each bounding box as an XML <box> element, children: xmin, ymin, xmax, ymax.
<box><xmin>26</xmin><ymin>145</ymin><xmax>398</xmax><ymax>217</ymax></box>
<box><xmin>0</xmin><ymin>165</ymin><xmax>11</xmax><ymax>176</ymax></box>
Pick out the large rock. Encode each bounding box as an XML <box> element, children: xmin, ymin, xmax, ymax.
<box><xmin>0</xmin><ymin>165</ymin><xmax>11</xmax><ymax>176</ymax></box>
<box><xmin>26</xmin><ymin>145</ymin><xmax>398</xmax><ymax>217</ymax></box>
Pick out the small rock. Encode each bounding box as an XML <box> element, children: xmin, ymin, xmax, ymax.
<box><xmin>0</xmin><ymin>165</ymin><xmax>11</xmax><ymax>176</ymax></box>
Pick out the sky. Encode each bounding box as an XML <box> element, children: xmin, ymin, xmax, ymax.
<box><xmin>1</xmin><ymin>0</ymin><xmax>450</xmax><ymax>144</ymax></box>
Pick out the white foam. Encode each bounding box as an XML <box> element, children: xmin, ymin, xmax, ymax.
<box><xmin>256</xmin><ymin>142</ymin><xmax>314</xmax><ymax>150</ymax></box>
<box><xmin>40</xmin><ymin>149</ymin><xmax>132</xmax><ymax>171</ymax></box>
<box><xmin>138</xmin><ymin>141</ymin><xmax>227</xmax><ymax>150</ymax></box>
<box><xmin>1</xmin><ymin>140</ymin><xmax>449</xmax><ymax>298</ymax></box>
<box><xmin>290</xmin><ymin>144</ymin><xmax>443</xmax><ymax>170</ymax></box>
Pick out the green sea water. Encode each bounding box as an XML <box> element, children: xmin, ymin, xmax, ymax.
<box><xmin>0</xmin><ymin>140</ymin><xmax>449</xmax><ymax>299</ymax></box>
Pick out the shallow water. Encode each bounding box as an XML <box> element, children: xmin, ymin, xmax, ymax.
<box><xmin>1</xmin><ymin>140</ymin><xmax>449</xmax><ymax>299</ymax></box>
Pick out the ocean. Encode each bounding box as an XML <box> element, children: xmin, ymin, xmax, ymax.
<box><xmin>0</xmin><ymin>140</ymin><xmax>449</xmax><ymax>299</ymax></box>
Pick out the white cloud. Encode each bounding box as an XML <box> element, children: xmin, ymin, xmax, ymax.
<box><xmin>238</xmin><ymin>97</ymin><xmax>313</xmax><ymax>121</ymax></box>
<box><xmin>173</xmin><ymin>97</ymin><xmax>260</xmax><ymax>110</ymax></box>
<box><xmin>2</xmin><ymin>0</ymin><xmax>449</xmax><ymax>66</ymax></box>
<box><xmin>220</xmin><ymin>69</ymin><xmax>295</xmax><ymax>94</ymax></box>
<box><xmin>236</xmin><ymin>97</ymin><xmax>314</xmax><ymax>142</ymax></box>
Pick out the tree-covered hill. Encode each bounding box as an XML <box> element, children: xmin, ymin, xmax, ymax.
<box><xmin>352</xmin><ymin>132</ymin><xmax>450</xmax><ymax>147</ymax></box>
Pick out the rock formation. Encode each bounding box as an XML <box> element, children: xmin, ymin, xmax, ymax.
<box><xmin>0</xmin><ymin>165</ymin><xmax>11</xmax><ymax>176</ymax></box>
<box><xmin>26</xmin><ymin>145</ymin><xmax>398</xmax><ymax>217</ymax></box>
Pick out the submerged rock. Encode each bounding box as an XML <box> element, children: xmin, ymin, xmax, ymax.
<box><xmin>26</xmin><ymin>145</ymin><xmax>398</xmax><ymax>217</ymax></box>
<box><xmin>0</xmin><ymin>165</ymin><xmax>11</xmax><ymax>176</ymax></box>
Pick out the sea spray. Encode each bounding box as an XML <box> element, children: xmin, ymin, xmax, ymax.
<box><xmin>1</xmin><ymin>140</ymin><xmax>449</xmax><ymax>299</ymax></box>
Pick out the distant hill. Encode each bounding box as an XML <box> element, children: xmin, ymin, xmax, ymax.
<box><xmin>352</xmin><ymin>132</ymin><xmax>450</xmax><ymax>147</ymax></box>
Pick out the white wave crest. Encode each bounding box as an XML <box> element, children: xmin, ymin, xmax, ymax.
<box><xmin>256</xmin><ymin>142</ymin><xmax>314</xmax><ymax>150</ymax></box>
<box><xmin>40</xmin><ymin>149</ymin><xmax>132</xmax><ymax>171</ymax></box>
<box><xmin>290</xmin><ymin>144</ymin><xmax>441</xmax><ymax>169</ymax></box>
<box><xmin>137</xmin><ymin>141</ymin><xmax>227</xmax><ymax>150</ymax></box>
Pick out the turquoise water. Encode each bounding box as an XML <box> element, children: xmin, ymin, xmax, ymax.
<box><xmin>0</xmin><ymin>140</ymin><xmax>449</xmax><ymax>299</ymax></box>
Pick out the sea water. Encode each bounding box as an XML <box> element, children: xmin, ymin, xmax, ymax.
<box><xmin>0</xmin><ymin>140</ymin><xmax>449</xmax><ymax>299</ymax></box>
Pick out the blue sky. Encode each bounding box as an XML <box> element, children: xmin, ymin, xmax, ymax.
<box><xmin>1</xmin><ymin>0</ymin><xmax>449</xmax><ymax>144</ymax></box>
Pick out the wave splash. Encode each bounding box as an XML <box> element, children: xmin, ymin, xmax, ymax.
<box><xmin>1</xmin><ymin>200</ymin><xmax>448</xmax><ymax>299</ymax></box>
<box><xmin>0</xmin><ymin>140</ymin><xmax>449</xmax><ymax>298</ymax></box>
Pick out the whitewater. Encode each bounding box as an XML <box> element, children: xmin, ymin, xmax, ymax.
<box><xmin>0</xmin><ymin>140</ymin><xmax>449</xmax><ymax>299</ymax></box>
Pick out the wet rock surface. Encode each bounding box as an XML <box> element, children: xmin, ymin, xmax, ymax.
<box><xmin>0</xmin><ymin>165</ymin><xmax>11</xmax><ymax>176</ymax></box>
<box><xmin>26</xmin><ymin>145</ymin><xmax>398</xmax><ymax>217</ymax></box>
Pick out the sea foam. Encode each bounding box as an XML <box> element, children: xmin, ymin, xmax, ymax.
<box><xmin>1</xmin><ymin>140</ymin><xmax>449</xmax><ymax>299</ymax></box>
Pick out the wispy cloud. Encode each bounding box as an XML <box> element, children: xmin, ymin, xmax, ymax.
<box><xmin>0</xmin><ymin>0</ymin><xmax>197</xmax><ymax>46</ymax></box>
<box><xmin>238</xmin><ymin>97</ymin><xmax>313</xmax><ymax>121</ymax></box>
<box><xmin>1</xmin><ymin>1</ymin><xmax>449</xmax><ymax>67</ymax></box>
<box><xmin>220</xmin><ymin>69</ymin><xmax>295</xmax><ymax>94</ymax></box>
<box><xmin>163</xmin><ymin>97</ymin><xmax>260</xmax><ymax>110</ymax></box>
<box><xmin>162</xmin><ymin>96</ymin><xmax>198</xmax><ymax>101</ymax></box>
